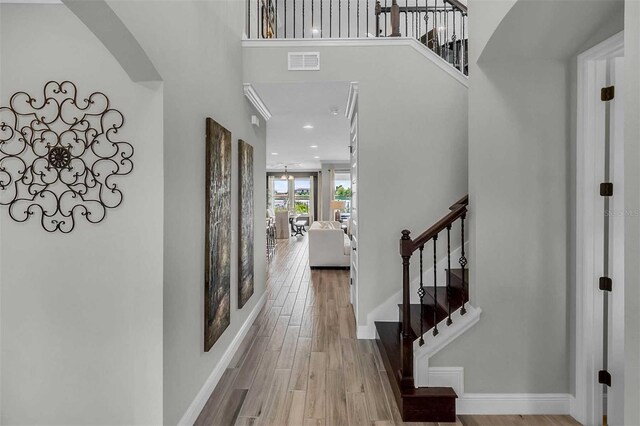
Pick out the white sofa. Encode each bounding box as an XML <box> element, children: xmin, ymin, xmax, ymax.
<box><xmin>308</xmin><ymin>221</ymin><xmax>351</xmax><ymax>268</ymax></box>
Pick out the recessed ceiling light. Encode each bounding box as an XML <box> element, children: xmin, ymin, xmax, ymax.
<box><xmin>271</xmin><ymin>152</ymin><xmax>279</xmax><ymax>155</ymax></box>
<box><xmin>314</xmin><ymin>156</ymin><xmax>320</xmax><ymax>159</ymax></box>
<box><xmin>310</xmin><ymin>145</ymin><xmax>318</xmax><ymax>148</ymax></box>
<box><xmin>303</xmin><ymin>124</ymin><xmax>314</xmax><ymax>129</ymax></box>
<box><xmin>330</xmin><ymin>107</ymin><xmax>340</xmax><ymax>116</ymax></box>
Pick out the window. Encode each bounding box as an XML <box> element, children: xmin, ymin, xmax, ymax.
<box><xmin>267</xmin><ymin>173</ymin><xmax>317</xmax><ymax>220</ymax></box>
<box><xmin>273</xmin><ymin>178</ymin><xmax>289</xmax><ymax>210</ymax></box>
<box><xmin>294</xmin><ymin>178</ymin><xmax>311</xmax><ymax>214</ymax></box>
<box><xmin>334</xmin><ymin>172</ymin><xmax>352</xmax><ymax>216</ymax></box>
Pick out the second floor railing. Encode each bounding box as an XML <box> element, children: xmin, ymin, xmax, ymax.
<box><xmin>246</xmin><ymin>0</ymin><xmax>468</xmax><ymax>75</ymax></box>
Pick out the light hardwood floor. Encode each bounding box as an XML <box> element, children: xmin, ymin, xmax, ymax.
<box><xmin>195</xmin><ymin>236</ymin><xmax>580</xmax><ymax>426</ymax></box>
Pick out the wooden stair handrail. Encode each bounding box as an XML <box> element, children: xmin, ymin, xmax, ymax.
<box><xmin>449</xmin><ymin>194</ymin><xmax>468</xmax><ymax>210</ymax></box>
<box><xmin>401</xmin><ymin>195</ymin><xmax>468</xmax><ymax>256</ymax></box>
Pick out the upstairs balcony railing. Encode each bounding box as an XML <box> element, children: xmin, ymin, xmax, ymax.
<box><xmin>246</xmin><ymin>0</ymin><xmax>468</xmax><ymax>75</ymax></box>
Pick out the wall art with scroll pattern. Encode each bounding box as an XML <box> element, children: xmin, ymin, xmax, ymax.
<box><xmin>0</xmin><ymin>81</ymin><xmax>134</xmax><ymax>233</ymax></box>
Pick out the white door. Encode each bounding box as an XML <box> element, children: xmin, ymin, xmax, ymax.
<box><xmin>347</xmin><ymin>83</ymin><xmax>359</xmax><ymax>317</ymax></box>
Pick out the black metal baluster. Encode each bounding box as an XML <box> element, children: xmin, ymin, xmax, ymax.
<box><xmin>424</xmin><ymin>1</ymin><xmax>428</xmax><ymax>47</ymax></box>
<box><xmin>366</xmin><ymin>0</ymin><xmax>369</xmax><ymax>36</ymax></box>
<box><xmin>357</xmin><ymin>0</ymin><xmax>360</xmax><ymax>36</ymax></box>
<box><xmin>433</xmin><ymin>235</ymin><xmax>439</xmax><ymax>336</ymax></box>
<box><xmin>275</xmin><ymin>0</ymin><xmax>278</xmax><ymax>37</ymax></box>
<box><xmin>459</xmin><ymin>213</ymin><xmax>467</xmax><ymax>315</ymax></box>
<box><xmin>257</xmin><ymin>0</ymin><xmax>260</xmax><ymax>38</ymax></box>
<box><xmin>405</xmin><ymin>0</ymin><xmax>408</xmax><ymax>36</ymax></box>
<box><xmin>460</xmin><ymin>12</ymin><xmax>468</xmax><ymax>74</ymax></box>
<box><xmin>348</xmin><ymin>0</ymin><xmax>351</xmax><ymax>37</ymax></box>
<box><xmin>418</xmin><ymin>245</ymin><xmax>425</xmax><ymax>346</ymax></box>
<box><xmin>339</xmin><ymin>0</ymin><xmax>342</xmax><ymax>37</ymax></box>
<box><xmin>247</xmin><ymin>0</ymin><xmax>251</xmax><ymax>38</ymax></box>
<box><xmin>452</xmin><ymin>7</ymin><xmax>457</xmax><ymax>68</ymax></box>
<box><xmin>284</xmin><ymin>0</ymin><xmax>288</xmax><ymax>37</ymax></box>
<box><xmin>293</xmin><ymin>0</ymin><xmax>296</xmax><ymax>37</ymax></box>
<box><xmin>330</xmin><ymin>0</ymin><xmax>333</xmax><ymax>37</ymax></box>
<box><xmin>384</xmin><ymin>0</ymin><xmax>387</xmax><ymax>36</ymax></box>
<box><xmin>311</xmin><ymin>0</ymin><xmax>314</xmax><ymax>37</ymax></box>
<box><xmin>303</xmin><ymin>0</ymin><xmax>305</xmax><ymax>37</ymax></box>
<box><xmin>446</xmin><ymin>224</ymin><xmax>452</xmax><ymax>325</ymax></box>
<box><xmin>321</xmin><ymin>0</ymin><xmax>323</xmax><ymax>37</ymax></box>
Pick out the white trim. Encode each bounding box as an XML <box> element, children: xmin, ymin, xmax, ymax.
<box><xmin>575</xmin><ymin>31</ymin><xmax>624</xmax><ymax>426</ymax></box>
<box><xmin>457</xmin><ymin>393</ymin><xmax>572</xmax><ymax>415</ymax></box>
<box><xmin>177</xmin><ymin>291</ymin><xmax>268</xmax><ymax>426</ymax></box>
<box><xmin>243</xmin><ymin>83</ymin><xmax>272</xmax><ymax>121</ymax></box>
<box><xmin>357</xmin><ymin>324</ymin><xmax>376</xmax><ymax>339</ymax></box>
<box><xmin>345</xmin><ymin>82</ymin><xmax>359</xmax><ymax>120</ymax></box>
<box><xmin>427</xmin><ymin>367</ymin><xmax>465</xmax><ymax>396</ymax></box>
<box><xmin>415</xmin><ymin>305</ymin><xmax>481</xmax><ymax>385</ymax></box>
<box><xmin>241</xmin><ymin>37</ymin><xmax>468</xmax><ymax>88</ymax></box>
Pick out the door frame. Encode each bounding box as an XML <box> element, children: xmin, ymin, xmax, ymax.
<box><xmin>346</xmin><ymin>81</ymin><xmax>359</xmax><ymax>319</ymax></box>
<box><xmin>575</xmin><ymin>31</ymin><xmax>624</xmax><ymax>425</ymax></box>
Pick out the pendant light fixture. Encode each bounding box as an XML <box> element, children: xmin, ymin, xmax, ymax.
<box><xmin>281</xmin><ymin>166</ymin><xmax>294</xmax><ymax>180</ymax></box>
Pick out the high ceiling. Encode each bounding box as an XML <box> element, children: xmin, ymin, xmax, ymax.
<box><xmin>252</xmin><ymin>82</ymin><xmax>351</xmax><ymax>171</ymax></box>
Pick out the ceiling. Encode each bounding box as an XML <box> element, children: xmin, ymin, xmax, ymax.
<box><xmin>253</xmin><ymin>82</ymin><xmax>352</xmax><ymax>171</ymax></box>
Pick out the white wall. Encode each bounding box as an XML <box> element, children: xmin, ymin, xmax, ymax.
<box><xmin>105</xmin><ymin>2</ymin><xmax>268</xmax><ymax>424</ymax></box>
<box><xmin>0</xmin><ymin>4</ymin><xmax>164</xmax><ymax>424</ymax></box>
<box><xmin>243</xmin><ymin>42</ymin><xmax>468</xmax><ymax>325</ymax></box>
<box><xmin>430</xmin><ymin>0</ymin><xmax>625</xmax><ymax>396</ymax></box>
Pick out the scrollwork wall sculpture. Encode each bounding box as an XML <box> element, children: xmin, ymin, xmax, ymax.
<box><xmin>0</xmin><ymin>81</ymin><xmax>134</xmax><ymax>233</ymax></box>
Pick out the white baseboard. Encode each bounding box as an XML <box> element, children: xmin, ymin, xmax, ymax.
<box><xmin>177</xmin><ymin>291</ymin><xmax>268</xmax><ymax>426</ymax></box>
<box><xmin>357</xmin><ymin>324</ymin><xmax>376</xmax><ymax>339</ymax></box>
<box><xmin>457</xmin><ymin>393</ymin><xmax>572</xmax><ymax>415</ymax></box>
<box><xmin>427</xmin><ymin>367</ymin><xmax>465</xmax><ymax>395</ymax></box>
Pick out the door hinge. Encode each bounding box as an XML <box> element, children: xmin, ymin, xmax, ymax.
<box><xmin>350</xmin><ymin>278</ymin><xmax>353</xmax><ymax>286</ymax></box>
<box><xmin>601</xmin><ymin>86</ymin><xmax>615</xmax><ymax>101</ymax></box>
<box><xmin>599</xmin><ymin>277</ymin><xmax>612</xmax><ymax>291</ymax></box>
<box><xmin>600</xmin><ymin>182</ymin><xmax>613</xmax><ymax>196</ymax></box>
<box><xmin>598</xmin><ymin>370</ymin><xmax>612</xmax><ymax>387</ymax></box>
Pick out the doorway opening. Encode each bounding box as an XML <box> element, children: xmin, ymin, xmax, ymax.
<box><xmin>250</xmin><ymin>81</ymin><xmax>360</xmax><ymax>315</ymax></box>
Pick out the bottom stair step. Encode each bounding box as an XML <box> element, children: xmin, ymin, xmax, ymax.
<box><xmin>374</xmin><ymin>321</ymin><xmax>457</xmax><ymax>422</ymax></box>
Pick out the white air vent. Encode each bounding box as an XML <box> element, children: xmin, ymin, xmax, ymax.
<box><xmin>288</xmin><ymin>52</ymin><xmax>320</xmax><ymax>71</ymax></box>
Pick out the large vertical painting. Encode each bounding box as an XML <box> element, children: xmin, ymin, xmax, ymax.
<box><xmin>204</xmin><ymin>118</ymin><xmax>231</xmax><ymax>352</ymax></box>
<box><xmin>238</xmin><ymin>140</ymin><xmax>254</xmax><ymax>309</ymax></box>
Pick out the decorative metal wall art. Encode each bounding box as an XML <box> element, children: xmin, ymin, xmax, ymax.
<box><xmin>204</xmin><ymin>117</ymin><xmax>231</xmax><ymax>352</ymax></box>
<box><xmin>0</xmin><ymin>81</ymin><xmax>134</xmax><ymax>233</ymax></box>
<box><xmin>238</xmin><ymin>140</ymin><xmax>254</xmax><ymax>309</ymax></box>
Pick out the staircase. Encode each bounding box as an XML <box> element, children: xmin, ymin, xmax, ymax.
<box><xmin>374</xmin><ymin>195</ymin><xmax>469</xmax><ymax>422</ymax></box>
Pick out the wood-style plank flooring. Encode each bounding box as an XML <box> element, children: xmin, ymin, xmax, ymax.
<box><xmin>195</xmin><ymin>236</ymin><xmax>580</xmax><ymax>426</ymax></box>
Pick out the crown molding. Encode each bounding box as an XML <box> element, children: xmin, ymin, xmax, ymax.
<box><xmin>243</xmin><ymin>84</ymin><xmax>272</xmax><ymax>121</ymax></box>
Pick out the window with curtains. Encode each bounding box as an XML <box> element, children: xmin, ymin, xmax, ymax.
<box><xmin>267</xmin><ymin>172</ymin><xmax>317</xmax><ymax>222</ymax></box>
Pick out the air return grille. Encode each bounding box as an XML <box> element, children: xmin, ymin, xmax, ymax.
<box><xmin>288</xmin><ymin>52</ymin><xmax>320</xmax><ymax>71</ymax></box>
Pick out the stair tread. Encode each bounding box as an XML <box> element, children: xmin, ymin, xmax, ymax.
<box><xmin>374</xmin><ymin>321</ymin><xmax>458</xmax><ymax>422</ymax></box>
<box><xmin>448</xmin><ymin>268</ymin><xmax>469</xmax><ymax>287</ymax></box>
<box><xmin>398</xmin><ymin>303</ymin><xmax>447</xmax><ymax>338</ymax></box>
<box><xmin>374</xmin><ymin>321</ymin><xmax>404</xmax><ymax>377</ymax></box>
<box><xmin>425</xmin><ymin>286</ymin><xmax>466</xmax><ymax>315</ymax></box>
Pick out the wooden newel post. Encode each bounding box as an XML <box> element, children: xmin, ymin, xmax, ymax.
<box><xmin>400</xmin><ymin>230</ymin><xmax>413</xmax><ymax>338</ymax></box>
<box><xmin>390</xmin><ymin>0</ymin><xmax>401</xmax><ymax>37</ymax></box>
<box><xmin>400</xmin><ymin>229</ymin><xmax>414</xmax><ymax>388</ymax></box>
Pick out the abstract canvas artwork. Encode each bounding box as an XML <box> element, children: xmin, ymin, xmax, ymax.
<box><xmin>238</xmin><ymin>140</ymin><xmax>254</xmax><ymax>309</ymax></box>
<box><xmin>204</xmin><ymin>118</ymin><xmax>231</xmax><ymax>352</ymax></box>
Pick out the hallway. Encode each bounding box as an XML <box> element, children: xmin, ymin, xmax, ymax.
<box><xmin>194</xmin><ymin>236</ymin><xmax>579</xmax><ymax>426</ymax></box>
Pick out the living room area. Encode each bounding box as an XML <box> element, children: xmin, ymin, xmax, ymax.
<box><xmin>256</xmin><ymin>81</ymin><xmax>357</xmax><ymax>270</ymax></box>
